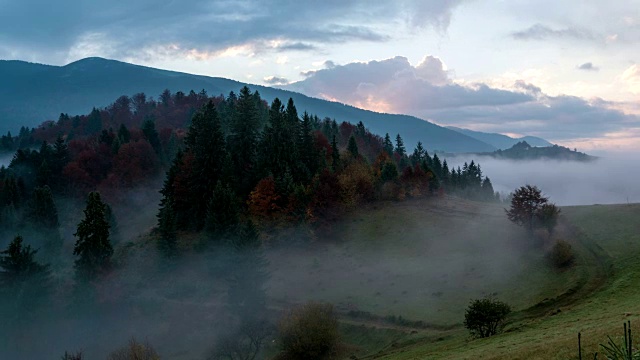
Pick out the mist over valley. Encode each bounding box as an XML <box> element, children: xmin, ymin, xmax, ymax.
<box><xmin>2</xmin><ymin>1</ymin><xmax>640</xmax><ymax>359</ymax></box>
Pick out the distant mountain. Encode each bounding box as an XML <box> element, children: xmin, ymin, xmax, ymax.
<box><xmin>447</xmin><ymin>126</ymin><xmax>553</xmax><ymax>150</ymax></box>
<box><xmin>485</xmin><ymin>141</ymin><xmax>595</xmax><ymax>161</ymax></box>
<box><xmin>0</xmin><ymin>57</ymin><xmax>496</xmax><ymax>153</ymax></box>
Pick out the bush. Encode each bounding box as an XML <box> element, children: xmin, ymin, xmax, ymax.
<box><xmin>209</xmin><ymin>319</ymin><xmax>272</xmax><ymax>360</ymax></box>
<box><xmin>550</xmin><ymin>240</ymin><xmax>574</xmax><ymax>268</ymax></box>
<box><xmin>107</xmin><ymin>338</ymin><xmax>160</xmax><ymax>360</ymax></box>
<box><xmin>61</xmin><ymin>352</ymin><xmax>83</xmax><ymax>360</ymax></box>
<box><xmin>463</xmin><ymin>297</ymin><xmax>511</xmax><ymax>338</ymax></box>
<box><xmin>278</xmin><ymin>302</ymin><xmax>339</xmax><ymax>360</ymax></box>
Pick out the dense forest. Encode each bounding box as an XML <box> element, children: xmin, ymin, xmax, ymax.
<box><xmin>0</xmin><ymin>86</ymin><xmax>498</xmax><ymax>358</ymax></box>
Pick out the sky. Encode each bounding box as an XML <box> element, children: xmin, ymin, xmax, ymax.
<box><xmin>1</xmin><ymin>0</ymin><xmax>639</xmax><ymax>153</ymax></box>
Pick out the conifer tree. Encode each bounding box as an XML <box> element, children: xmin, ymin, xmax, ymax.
<box><xmin>229</xmin><ymin>86</ymin><xmax>260</xmax><ymax>198</ymax></box>
<box><xmin>298</xmin><ymin>112</ymin><xmax>317</xmax><ymax>182</ymax></box>
<box><xmin>117</xmin><ymin>123</ymin><xmax>131</xmax><ymax>144</ymax></box>
<box><xmin>73</xmin><ymin>192</ymin><xmax>112</xmax><ymax>282</ymax></box>
<box><xmin>331</xmin><ymin>135</ymin><xmax>340</xmax><ymax>172</ymax></box>
<box><xmin>383</xmin><ymin>133</ymin><xmax>394</xmax><ymax>155</ymax></box>
<box><xmin>205</xmin><ymin>182</ymin><xmax>240</xmax><ymax>239</ymax></box>
<box><xmin>481</xmin><ymin>177</ymin><xmax>495</xmax><ymax>201</ymax></box>
<box><xmin>395</xmin><ymin>134</ymin><xmax>406</xmax><ymax>157</ymax></box>
<box><xmin>157</xmin><ymin>198</ymin><xmax>177</xmax><ymax>258</ymax></box>
<box><xmin>142</xmin><ymin>116</ymin><xmax>161</xmax><ymax>155</ymax></box>
<box><xmin>0</xmin><ymin>235</ymin><xmax>52</xmax><ymax>316</ymax></box>
<box><xmin>185</xmin><ymin>101</ymin><xmax>228</xmax><ymax>229</ymax></box>
<box><xmin>27</xmin><ymin>185</ymin><xmax>59</xmax><ymax>229</ymax></box>
<box><xmin>411</xmin><ymin>142</ymin><xmax>425</xmax><ymax>165</ymax></box>
<box><xmin>347</xmin><ymin>135</ymin><xmax>359</xmax><ymax>158</ymax></box>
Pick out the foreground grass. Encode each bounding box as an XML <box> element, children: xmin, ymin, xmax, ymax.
<box><xmin>364</xmin><ymin>203</ymin><xmax>640</xmax><ymax>360</ymax></box>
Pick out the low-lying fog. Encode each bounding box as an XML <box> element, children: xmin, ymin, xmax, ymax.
<box><xmin>445</xmin><ymin>154</ymin><xmax>640</xmax><ymax>206</ymax></box>
<box><xmin>0</xmin><ymin>154</ymin><xmax>11</xmax><ymax>168</ymax></box>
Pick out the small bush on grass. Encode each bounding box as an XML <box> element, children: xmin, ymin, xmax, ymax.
<box><xmin>278</xmin><ymin>302</ymin><xmax>339</xmax><ymax>360</ymax></box>
<box><xmin>550</xmin><ymin>239</ymin><xmax>574</xmax><ymax>268</ymax></box>
<box><xmin>464</xmin><ymin>297</ymin><xmax>511</xmax><ymax>338</ymax></box>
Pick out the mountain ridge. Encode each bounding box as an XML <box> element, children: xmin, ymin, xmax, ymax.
<box><xmin>0</xmin><ymin>57</ymin><xmax>543</xmax><ymax>153</ymax></box>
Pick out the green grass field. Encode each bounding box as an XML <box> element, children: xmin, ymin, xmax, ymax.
<box><xmin>344</xmin><ymin>202</ymin><xmax>640</xmax><ymax>360</ymax></box>
<box><xmin>264</xmin><ymin>196</ymin><xmax>632</xmax><ymax>358</ymax></box>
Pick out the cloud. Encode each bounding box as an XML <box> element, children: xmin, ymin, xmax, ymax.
<box><xmin>621</xmin><ymin>64</ymin><xmax>640</xmax><ymax>94</ymax></box>
<box><xmin>577</xmin><ymin>62</ymin><xmax>599</xmax><ymax>71</ymax></box>
<box><xmin>263</xmin><ymin>76</ymin><xmax>290</xmax><ymax>85</ymax></box>
<box><xmin>286</xmin><ymin>54</ymin><xmax>640</xmax><ymax>145</ymax></box>
<box><xmin>511</xmin><ymin>24</ymin><xmax>594</xmax><ymax>41</ymax></box>
<box><xmin>0</xmin><ymin>0</ymin><xmax>468</xmax><ymax>64</ymax></box>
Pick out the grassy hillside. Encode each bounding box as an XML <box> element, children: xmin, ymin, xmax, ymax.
<box><xmin>0</xmin><ymin>57</ymin><xmax>495</xmax><ymax>153</ymax></box>
<box><xmin>363</xmin><ymin>203</ymin><xmax>640</xmax><ymax>360</ymax></box>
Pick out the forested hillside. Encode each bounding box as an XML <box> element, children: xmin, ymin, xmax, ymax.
<box><xmin>0</xmin><ymin>57</ymin><xmax>496</xmax><ymax>153</ymax></box>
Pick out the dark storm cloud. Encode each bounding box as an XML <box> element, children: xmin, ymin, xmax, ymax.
<box><xmin>287</xmin><ymin>56</ymin><xmax>640</xmax><ymax>141</ymax></box>
<box><xmin>511</xmin><ymin>24</ymin><xmax>594</xmax><ymax>41</ymax></box>
<box><xmin>577</xmin><ymin>62</ymin><xmax>599</xmax><ymax>71</ymax></box>
<box><xmin>0</xmin><ymin>0</ymin><xmax>469</xmax><ymax>62</ymax></box>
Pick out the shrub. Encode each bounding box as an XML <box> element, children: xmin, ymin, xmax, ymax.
<box><xmin>61</xmin><ymin>352</ymin><xmax>83</xmax><ymax>360</ymax></box>
<box><xmin>463</xmin><ymin>297</ymin><xmax>511</xmax><ymax>338</ymax></box>
<box><xmin>278</xmin><ymin>302</ymin><xmax>339</xmax><ymax>359</ymax></box>
<box><xmin>209</xmin><ymin>319</ymin><xmax>273</xmax><ymax>360</ymax></box>
<box><xmin>550</xmin><ymin>240</ymin><xmax>574</xmax><ymax>268</ymax></box>
<box><xmin>106</xmin><ymin>338</ymin><xmax>160</xmax><ymax>360</ymax></box>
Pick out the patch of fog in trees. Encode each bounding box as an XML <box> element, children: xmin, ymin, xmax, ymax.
<box><xmin>0</xmin><ymin>154</ymin><xmax>11</xmax><ymax>167</ymax></box>
<box><xmin>445</xmin><ymin>154</ymin><xmax>640</xmax><ymax>206</ymax></box>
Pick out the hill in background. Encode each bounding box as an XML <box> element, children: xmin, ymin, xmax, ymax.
<box><xmin>0</xmin><ymin>57</ymin><xmax>547</xmax><ymax>154</ymax></box>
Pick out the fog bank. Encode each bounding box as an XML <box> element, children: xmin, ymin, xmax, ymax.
<box><xmin>445</xmin><ymin>154</ymin><xmax>640</xmax><ymax>206</ymax></box>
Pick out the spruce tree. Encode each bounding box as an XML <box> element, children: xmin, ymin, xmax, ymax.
<box><xmin>229</xmin><ymin>86</ymin><xmax>260</xmax><ymax>198</ymax></box>
<box><xmin>117</xmin><ymin>123</ymin><xmax>131</xmax><ymax>144</ymax></box>
<box><xmin>331</xmin><ymin>135</ymin><xmax>340</xmax><ymax>172</ymax></box>
<box><xmin>73</xmin><ymin>192</ymin><xmax>113</xmax><ymax>282</ymax></box>
<box><xmin>383</xmin><ymin>133</ymin><xmax>394</xmax><ymax>155</ymax></box>
<box><xmin>142</xmin><ymin>116</ymin><xmax>161</xmax><ymax>155</ymax></box>
<box><xmin>205</xmin><ymin>182</ymin><xmax>240</xmax><ymax>240</ymax></box>
<box><xmin>185</xmin><ymin>101</ymin><xmax>228</xmax><ymax>229</ymax></box>
<box><xmin>157</xmin><ymin>198</ymin><xmax>177</xmax><ymax>258</ymax></box>
<box><xmin>395</xmin><ymin>134</ymin><xmax>406</xmax><ymax>157</ymax></box>
<box><xmin>0</xmin><ymin>235</ymin><xmax>52</xmax><ymax>316</ymax></box>
<box><xmin>298</xmin><ymin>112</ymin><xmax>317</xmax><ymax>183</ymax></box>
<box><xmin>347</xmin><ymin>135</ymin><xmax>359</xmax><ymax>158</ymax></box>
<box><xmin>27</xmin><ymin>185</ymin><xmax>59</xmax><ymax>229</ymax></box>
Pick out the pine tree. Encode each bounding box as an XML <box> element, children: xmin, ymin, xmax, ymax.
<box><xmin>383</xmin><ymin>133</ymin><xmax>394</xmax><ymax>155</ymax></box>
<box><xmin>141</xmin><ymin>116</ymin><xmax>161</xmax><ymax>155</ymax></box>
<box><xmin>229</xmin><ymin>86</ymin><xmax>260</xmax><ymax>198</ymax></box>
<box><xmin>347</xmin><ymin>135</ymin><xmax>359</xmax><ymax>158</ymax></box>
<box><xmin>185</xmin><ymin>101</ymin><xmax>228</xmax><ymax>229</ymax></box>
<box><xmin>117</xmin><ymin>123</ymin><xmax>131</xmax><ymax>144</ymax></box>
<box><xmin>411</xmin><ymin>142</ymin><xmax>425</xmax><ymax>165</ymax></box>
<box><xmin>27</xmin><ymin>185</ymin><xmax>59</xmax><ymax>229</ymax></box>
<box><xmin>157</xmin><ymin>198</ymin><xmax>177</xmax><ymax>258</ymax></box>
<box><xmin>298</xmin><ymin>112</ymin><xmax>318</xmax><ymax>182</ymax></box>
<box><xmin>395</xmin><ymin>134</ymin><xmax>406</xmax><ymax>157</ymax></box>
<box><xmin>87</xmin><ymin>108</ymin><xmax>102</xmax><ymax>135</ymax></box>
<box><xmin>205</xmin><ymin>182</ymin><xmax>240</xmax><ymax>240</ymax></box>
<box><xmin>331</xmin><ymin>135</ymin><xmax>340</xmax><ymax>172</ymax></box>
<box><xmin>0</xmin><ymin>235</ymin><xmax>52</xmax><ymax>316</ymax></box>
<box><xmin>481</xmin><ymin>177</ymin><xmax>495</xmax><ymax>201</ymax></box>
<box><xmin>73</xmin><ymin>192</ymin><xmax>113</xmax><ymax>282</ymax></box>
